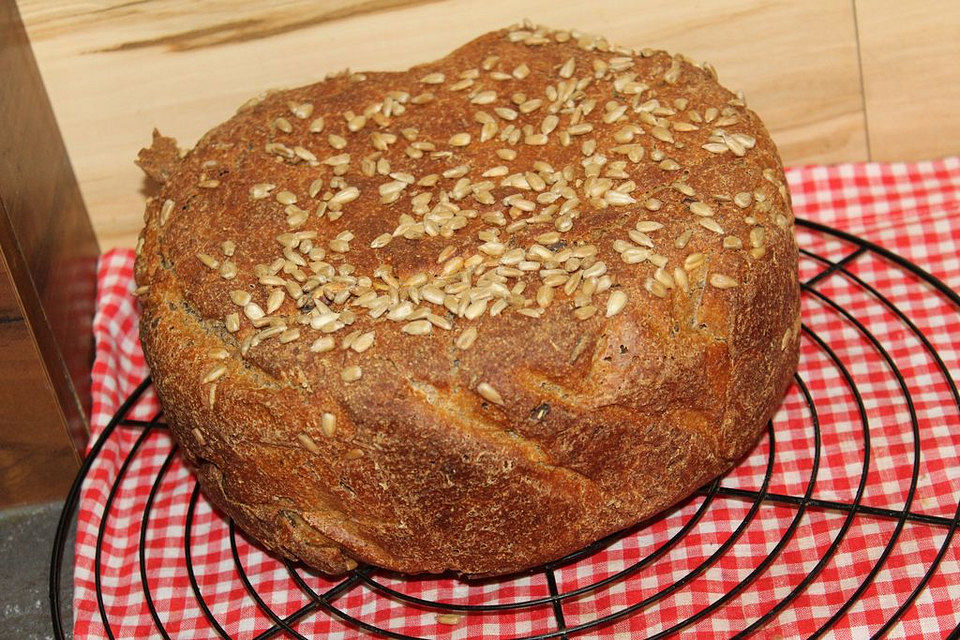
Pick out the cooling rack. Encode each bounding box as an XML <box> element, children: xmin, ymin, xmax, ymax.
<box><xmin>50</xmin><ymin>219</ymin><xmax>960</xmax><ymax>639</ymax></box>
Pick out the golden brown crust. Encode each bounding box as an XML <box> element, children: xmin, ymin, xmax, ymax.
<box><xmin>136</xmin><ymin>129</ymin><xmax>180</xmax><ymax>185</ymax></box>
<box><xmin>135</xmin><ymin>23</ymin><xmax>800</xmax><ymax>576</ymax></box>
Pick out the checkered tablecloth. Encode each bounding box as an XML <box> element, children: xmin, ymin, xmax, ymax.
<box><xmin>76</xmin><ymin>158</ymin><xmax>960</xmax><ymax>639</ymax></box>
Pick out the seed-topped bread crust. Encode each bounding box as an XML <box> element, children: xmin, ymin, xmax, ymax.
<box><xmin>135</xmin><ymin>22</ymin><xmax>801</xmax><ymax>576</ymax></box>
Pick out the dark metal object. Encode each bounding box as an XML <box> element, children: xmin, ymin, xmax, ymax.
<box><xmin>50</xmin><ymin>219</ymin><xmax>960</xmax><ymax>639</ymax></box>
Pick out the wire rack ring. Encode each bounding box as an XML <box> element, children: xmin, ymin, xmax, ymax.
<box><xmin>51</xmin><ymin>219</ymin><xmax>960</xmax><ymax>639</ymax></box>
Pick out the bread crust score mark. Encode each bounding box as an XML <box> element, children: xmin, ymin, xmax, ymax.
<box><xmin>135</xmin><ymin>22</ymin><xmax>801</xmax><ymax>576</ymax></box>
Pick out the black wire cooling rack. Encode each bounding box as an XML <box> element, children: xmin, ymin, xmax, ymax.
<box><xmin>50</xmin><ymin>219</ymin><xmax>960</xmax><ymax>639</ymax></box>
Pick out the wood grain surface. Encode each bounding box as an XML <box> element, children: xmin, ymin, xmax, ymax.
<box><xmin>0</xmin><ymin>250</ymin><xmax>79</xmax><ymax>507</ymax></box>
<box><xmin>13</xmin><ymin>1</ymin><xmax>960</xmax><ymax>249</ymax></box>
<box><xmin>855</xmin><ymin>0</ymin><xmax>960</xmax><ymax>161</ymax></box>
<box><xmin>0</xmin><ymin>0</ymin><xmax>95</xmax><ymax>505</ymax></box>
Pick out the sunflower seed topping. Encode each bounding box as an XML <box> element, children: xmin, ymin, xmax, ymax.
<box><xmin>163</xmin><ymin>23</ymin><xmax>782</xmax><ymax>399</ymax></box>
<box><xmin>321</xmin><ymin>413</ymin><xmax>337</xmax><ymax>437</ymax></box>
<box><xmin>341</xmin><ymin>366</ymin><xmax>362</xmax><ymax>382</ymax></box>
<box><xmin>709</xmin><ymin>273</ymin><xmax>739</xmax><ymax>289</ymax></box>
<box><xmin>605</xmin><ymin>290</ymin><xmax>628</xmax><ymax>317</ymax></box>
<box><xmin>297</xmin><ymin>433</ymin><xmax>320</xmax><ymax>453</ymax></box>
<box><xmin>477</xmin><ymin>382</ymin><xmax>504</xmax><ymax>405</ymax></box>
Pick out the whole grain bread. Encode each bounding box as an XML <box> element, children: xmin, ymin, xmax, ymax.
<box><xmin>134</xmin><ymin>22</ymin><xmax>800</xmax><ymax>577</ymax></box>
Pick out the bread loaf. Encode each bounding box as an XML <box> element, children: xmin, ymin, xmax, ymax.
<box><xmin>134</xmin><ymin>22</ymin><xmax>800</xmax><ymax>576</ymax></box>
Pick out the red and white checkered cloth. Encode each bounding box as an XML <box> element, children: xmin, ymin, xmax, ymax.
<box><xmin>77</xmin><ymin>157</ymin><xmax>960</xmax><ymax>639</ymax></box>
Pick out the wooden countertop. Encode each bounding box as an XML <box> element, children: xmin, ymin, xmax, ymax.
<box><xmin>18</xmin><ymin>0</ymin><xmax>960</xmax><ymax>251</ymax></box>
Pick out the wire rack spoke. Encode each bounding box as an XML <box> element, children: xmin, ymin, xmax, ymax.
<box><xmin>94</xmin><ymin>426</ymin><xmax>154</xmax><ymax>640</ymax></box>
<box><xmin>542</xmin><ymin>421</ymin><xmax>780</xmax><ymax>640</ymax></box>
<box><xmin>229</xmin><ymin>521</ymin><xmax>314</xmax><ymax>640</ymax></box>
<box><xmin>354</xmin><ymin>478</ymin><xmax>722</xmax><ymax>616</ymax></box>
<box><xmin>250</xmin><ymin>603</ymin><xmax>323</xmax><ymax>640</ymax></box>
<box><xmin>640</xmin><ymin>377</ymin><xmax>824</xmax><ymax>639</ymax></box>
<box><xmin>708</xmin><ymin>486</ymin><xmax>956</xmax><ymax>529</ymax></box>
<box><xmin>248</xmin><ymin>570</ymin><xmax>361</xmax><ymax>640</ymax></box>
<box><xmin>50</xmin><ymin>220</ymin><xmax>960</xmax><ymax>639</ymax></box>
<box><xmin>138</xmin><ymin>446</ymin><xmax>179</xmax><ymax>639</ymax></box>
<box><xmin>544</xmin><ymin>570</ymin><xmax>569</xmax><ymax>639</ymax></box>
<box><xmin>802</xmin><ymin>246</ymin><xmax>868</xmax><ymax>287</ymax></box>
<box><xmin>119</xmin><ymin>417</ymin><xmax>167</xmax><ymax>429</ymax></box>
<box><xmin>796</xmin><ymin>239</ymin><xmax>960</xmax><ymax>637</ymax></box>
<box><xmin>184</xmin><ymin>484</ymin><xmax>234</xmax><ymax>639</ymax></box>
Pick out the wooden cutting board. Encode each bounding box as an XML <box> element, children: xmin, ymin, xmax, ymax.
<box><xmin>17</xmin><ymin>0</ymin><xmax>960</xmax><ymax>251</ymax></box>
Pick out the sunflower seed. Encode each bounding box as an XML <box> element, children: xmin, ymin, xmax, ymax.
<box><xmin>267</xmin><ymin>289</ymin><xmax>285</xmax><ymax>314</ymax></box>
<box><xmin>196</xmin><ymin>252</ymin><xmax>219</xmax><ymax>269</ymax></box>
<box><xmin>723</xmin><ymin>236</ymin><xmax>743</xmax><ymax>249</ymax></box>
<box><xmin>370</xmin><ymin>233</ymin><xmax>392</xmax><ymax>249</ymax></box>
<box><xmin>635</xmin><ymin>220</ymin><xmax>663</xmax><ymax>232</ymax></box>
<box><xmin>724</xmin><ymin>134</ymin><xmax>746</xmax><ymax>156</ymax></box>
<box><xmin>321</xmin><ymin>413</ymin><xmax>337</xmax><ymax>437</ymax></box>
<box><xmin>574</xmin><ymin>305</ymin><xmax>597</xmax><ymax>320</ymax></box>
<box><xmin>709</xmin><ymin>273</ymin><xmax>739</xmax><ymax>289</ymax></box>
<box><xmin>449</xmin><ymin>132</ymin><xmax>471</xmax><ymax>146</ymax></box>
<box><xmin>698</xmin><ymin>218</ymin><xmax>724</xmax><ymax>234</ymax></box>
<box><xmin>273</xmin><ymin>117</ymin><xmax>293</xmax><ymax>133</ymax></box>
<box><xmin>645</xmin><ymin>278</ymin><xmax>667</xmax><ymax>298</ymax></box>
<box><xmin>456</xmin><ymin>326</ymin><xmax>479</xmax><ymax>349</ymax></box>
<box><xmin>279</xmin><ymin>328</ymin><xmax>300</xmax><ymax>343</ymax></box>
<box><xmin>329</xmin><ymin>186</ymin><xmax>360</xmax><ymax>205</ymax></box>
<box><xmin>471</xmin><ymin>91</ymin><xmax>498</xmax><ymax>105</ymax></box>
<box><xmin>341</xmin><ymin>366</ymin><xmax>362</xmax><ymax>382</ymax></box>
<box><xmin>276</xmin><ymin>190</ymin><xmax>297</xmax><ymax>205</ymax></box>
<box><xmin>297</xmin><ymin>433</ymin><xmax>320</xmax><ymax>453</ymax></box>
<box><xmin>674</xmin><ymin>267</ymin><xmax>689</xmax><ymax>293</ymax></box>
<box><xmin>244</xmin><ymin>302</ymin><xmax>265</xmax><ymax>320</ymax></box>
<box><xmin>540</xmin><ymin>115</ymin><xmax>560</xmax><ymax>135</ymax></box>
<box><xmin>402</xmin><ymin>319</ymin><xmax>432</xmax><ymax>335</ymax></box>
<box><xmin>420</xmin><ymin>72</ymin><xmax>445</xmax><ymax>84</ymax></box>
<box><xmin>436</xmin><ymin>613</ymin><xmax>462</xmax><ymax>626</ymax></box>
<box><xmin>684</xmin><ymin>253</ymin><xmax>707</xmax><ymax>270</ymax></box>
<box><xmin>311</xmin><ymin>336</ymin><xmax>336</xmax><ymax>353</ymax></box>
<box><xmin>689</xmin><ymin>201</ymin><xmax>714</xmax><ymax>217</ymax></box>
<box><xmin>512</xmin><ymin>63</ymin><xmax>530</xmax><ymax>79</ymax></box>
<box><xmin>606</xmin><ymin>290</ymin><xmax>628</xmax><ymax>317</ymax></box>
<box><xmin>159</xmin><ymin>199</ymin><xmax>175</xmax><ymax>225</ymax></box>
<box><xmin>651</xmin><ymin>126</ymin><xmax>674</xmax><ymax>143</ymax></box>
<box><xmin>351</xmin><ymin>331</ymin><xmax>375</xmax><ymax>353</ymax></box>
<box><xmin>477</xmin><ymin>382</ymin><xmax>504</xmax><ymax>405</ymax></box>
<box><xmin>203</xmin><ymin>364</ymin><xmax>227</xmax><ymax>383</ymax></box>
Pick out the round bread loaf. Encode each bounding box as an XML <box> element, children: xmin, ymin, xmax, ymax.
<box><xmin>134</xmin><ymin>23</ymin><xmax>800</xmax><ymax>576</ymax></box>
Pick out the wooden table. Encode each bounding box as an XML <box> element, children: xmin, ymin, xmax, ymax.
<box><xmin>19</xmin><ymin>0</ymin><xmax>960</xmax><ymax>252</ymax></box>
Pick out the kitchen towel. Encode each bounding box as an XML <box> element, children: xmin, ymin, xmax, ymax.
<box><xmin>76</xmin><ymin>157</ymin><xmax>960</xmax><ymax>638</ymax></box>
